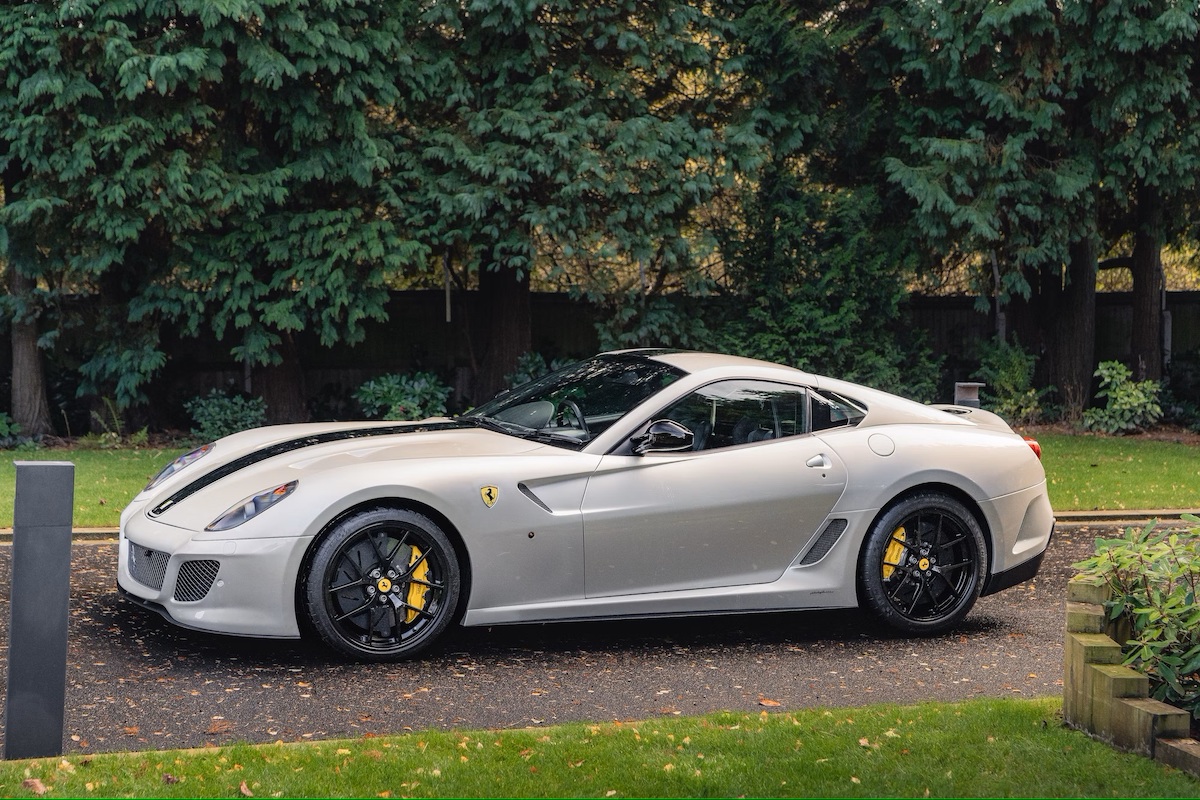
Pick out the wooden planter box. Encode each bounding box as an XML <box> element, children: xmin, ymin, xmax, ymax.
<box><xmin>1065</xmin><ymin>577</ymin><xmax>1200</xmax><ymax>777</ymax></box>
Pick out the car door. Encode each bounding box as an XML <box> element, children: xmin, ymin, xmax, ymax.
<box><xmin>579</xmin><ymin>380</ymin><xmax>848</xmax><ymax>598</ymax></box>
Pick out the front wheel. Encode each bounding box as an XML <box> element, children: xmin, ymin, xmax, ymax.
<box><xmin>857</xmin><ymin>493</ymin><xmax>986</xmax><ymax>635</ymax></box>
<box><xmin>304</xmin><ymin>508</ymin><xmax>461</xmax><ymax>661</ymax></box>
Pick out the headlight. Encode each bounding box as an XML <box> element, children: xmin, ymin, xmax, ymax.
<box><xmin>205</xmin><ymin>481</ymin><xmax>298</xmax><ymax>532</ymax></box>
<box><xmin>145</xmin><ymin>444</ymin><xmax>213</xmax><ymax>491</ymax></box>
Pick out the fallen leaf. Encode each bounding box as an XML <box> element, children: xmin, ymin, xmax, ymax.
<box><xmin>851</xmin><ymin>776</ymin><xmax>861</xmax><ymax>785</ymax></box>
<box><xmin>123</xmin><ymin>726</ymin><xmax>139</xmax><ymax>735</ymax></box>
<box><xmin>22</xmin><ymin>779</ymin><xmax>47</xmax><ymax>796</ymax></box>
<box><xmin>758</xmin><ymin>697</ymin><xmax>781</xmax><ymax>707</ymax></box>
<box><xmin>207</xmin><ymin>718</ymin><xmax>234</xmax><ymax>735</ymax></box>
<box><xmin>240</xmin><ymin>779</ymin><xmax>254</xmax><ymax>797</ymax></box>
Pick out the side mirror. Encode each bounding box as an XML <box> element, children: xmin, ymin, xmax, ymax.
<box><xmin>631</xmin><ymin>419</ymin><xmax>694</xmax><ymax>455</ymax></box>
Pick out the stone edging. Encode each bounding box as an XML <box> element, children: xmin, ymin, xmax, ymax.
<box><xmin>1064</xmin><ymin>577</ymin><xmax>1200</xmax><ymax>778</ymax></box>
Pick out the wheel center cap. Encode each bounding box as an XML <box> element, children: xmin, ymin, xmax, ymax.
<box><xmin>918</xmin><ymin>557</ymin><xmax>931</xmax><ymax>571</ymax></box>
<box><xmin>377</xmin><ymin>577</ymin><xmax>393</xmax><ymax>593</ymax></box>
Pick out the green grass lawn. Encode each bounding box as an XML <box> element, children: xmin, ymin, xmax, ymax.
<box><xmin>1035</xmin><ymin>431</ymin><xmax>1200</xmax><ymax>512</ymax></box>
<box><xmin>2</xmin><ymin>698</ymin><xmax>1195</xmax><ymax>798</ymax></box>
<box><xmin>0</xmin><ymin>447</ymin><xmax>170</xmax><ymax>528</ymax></box>
<box><xmin>2</xmin><ymin>433</ymin><xmax>1200</xmax><ymax>527</ymax></box>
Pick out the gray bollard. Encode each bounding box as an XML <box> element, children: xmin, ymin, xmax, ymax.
<box><xmin>4</xmin><ymin>461</ymin><xmax>74</xmax><ymax>760</ymax></box>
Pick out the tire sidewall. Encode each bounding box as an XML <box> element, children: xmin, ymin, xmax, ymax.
<box><xmin>857</xmin><ymin>492</ymin><xmax>987</xmax><ymax>635</ymax></box>
<box><xmin>303</xmin><ymin>507</ymin><xmax>461</xmax><ymax>661</ymax></box>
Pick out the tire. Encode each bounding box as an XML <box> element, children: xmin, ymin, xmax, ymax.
<box><xmin>304</xmin><ymin>507</ymin><xmax>461</xmax><ymax>661</ymax></box>
<box><xmin>857</xmin><ymin>492</ymin><xmax>986</xmax><ymax>635</ymax></box>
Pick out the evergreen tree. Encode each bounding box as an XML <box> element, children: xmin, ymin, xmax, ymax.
<box><xmin>388</xmin><ymin>0</ymin><xmax>731</xmax><ymax>400</ymax></box>
<box><xmin>2</xmin><ymin>0</ymin><xmax>419</xmax><ymax>425</ymax></box>
<box><xmin>882</xmin><ymin>0</ymin><xmax>1099</xmax><ymax>413</ymax></box>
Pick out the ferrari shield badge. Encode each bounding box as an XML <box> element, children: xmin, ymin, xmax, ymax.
<box><xmin>480</xmin><ymin>485</ymin><xmax>499</xmax><ymax>508</ymax></box>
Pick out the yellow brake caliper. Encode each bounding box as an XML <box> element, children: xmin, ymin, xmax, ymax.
<box><xmin>882</xmin><ymin>526</ymin><xmax>906</xmax><ymax>580</ymax></box>
<box><xmin>405</xmin><ymin>546</ymin><xmax>430</xmax><ymax>623</ymax></box>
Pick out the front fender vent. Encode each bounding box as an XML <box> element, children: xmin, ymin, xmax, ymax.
<box><xmin>800</xmin><ymin>518</ymin><xmax>848</xmax><ymax>565</ymax></box>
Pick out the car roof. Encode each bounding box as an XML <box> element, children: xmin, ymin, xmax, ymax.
<box><xmin>613</xmin><ymin>348</ymin><xmax>810</xmax><ymax>377</ymax></box>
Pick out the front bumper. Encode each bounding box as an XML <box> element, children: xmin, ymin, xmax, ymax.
<box><xmin>117</xmin><ymin>512</ymin><xmax>310</xmax><ymax>638</ymax></box>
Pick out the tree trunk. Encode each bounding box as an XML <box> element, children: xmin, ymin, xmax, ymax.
<box><xmin>253</xmin><ymin>332</ymin><xmax>310</xmax><ymax>424</ymax></box>
<box><xmin>474</xmin><ymin>263</ymin><xmax>531</xmax><ymax>404</ymax></box>
<box><xmin>1043</xmin><ymin>238</ymin><xmax>1097</xmax><ymax>420</ymax></box>
<box><xmin>6</xmin><ymin>250</ymin><xmax>54</xmax><ymax>438</ymax></box>
<box><xmin>1130</xmin><ymin>184</ymin><xmax>1164</xmax><ymax>381</ymax></box>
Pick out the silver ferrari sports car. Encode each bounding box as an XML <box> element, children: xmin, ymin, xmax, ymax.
<box><xmin>118</xmin><ymin>349</ymin><xmax>1054</xmax><ymax>661</ymax></box>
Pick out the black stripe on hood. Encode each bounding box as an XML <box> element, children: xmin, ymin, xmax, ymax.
<box><xmin>150</xmin><ymin>421</ymin><xmax>463</xmax><ymax>516</ymax></box>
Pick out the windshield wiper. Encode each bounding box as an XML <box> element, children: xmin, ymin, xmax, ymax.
<box><xmin>460</xmin><ymin>415</ymin><xmax>585</xmax><ymax>449</ymax></box>
<box><xmin>458</xmin><ymin>415</ymin><xmax>532</xmax><ymax>436</ymax></box>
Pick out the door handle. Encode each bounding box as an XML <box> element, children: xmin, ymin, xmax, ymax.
<box><xmin>806</xmin><ymin>454</ymin><xmax>832</xmax><ymax>469</ymax></box>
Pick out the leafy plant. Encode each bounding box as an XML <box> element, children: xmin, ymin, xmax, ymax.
<box><xmin>355</xmin><ymin>372</ymin><xmax>451</xmax><ymax>421</ymax></box>
<box><xmin>504</xmin><ymin>352</ymin><xmax>574</xmax><ymax>389</ymax></box>
<box><xmin>1072</xmin><ymin>518</ymin><xmax>1200</xmax><ymax>720</ymax></box>
<box><xmin>1082</xmin><ymin>361</ymin><xmax>1163</xmax><ymax>434</ymax></box>
<box><xmin>0</xmin><ymin>411</ymin><xmax>21</xmax><ymax>440</ymax></box>
<box><xmin>184</xmin><ymin>390</ymin><xmax>268</xmax><ymax>441</ymax></box>
<box><xmin>972</xmin><ymin>337</ymin><xmax>1051</xmax><ymax>425</ymax></box>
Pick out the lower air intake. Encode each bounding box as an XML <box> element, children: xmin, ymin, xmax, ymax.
<box><xmin>174</xmin><ymin>559</ymin><xmax>221</xmax><ymax>602</ymax></box>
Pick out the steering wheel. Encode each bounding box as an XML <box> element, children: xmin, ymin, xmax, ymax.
<box><xmin>555</xmin><ymin>398</ymin><xmax>590</xmax><ymax>435</ymax></box>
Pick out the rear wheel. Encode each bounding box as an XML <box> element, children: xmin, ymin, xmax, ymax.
<box><xmin>304</xmin><ymin>508</ymin><xmax>460</xmax><ymax>660</ymax></box>
<box><xmin>857</xmin><ymin>493</ymin><xmax>986</xmax><ymax>635</ymax></box>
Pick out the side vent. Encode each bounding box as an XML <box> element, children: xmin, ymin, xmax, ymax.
<box><xmin>517</xmin><ymin>483</ymin><xmax>553</xmax><ymax>513</ymax></box>
<box><xmin>800</xmin><ymin>519</ymin><xmax>849</xmax><ymax>565</ymax></box>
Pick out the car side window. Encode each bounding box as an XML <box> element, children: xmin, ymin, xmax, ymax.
<box><xmin>810</xmin><ymin>389</ymin><xmax>867</xmax><ymax>432</ymax></box>
<box><xmin>658</xmin><ymin>380</ymin><xmax>808</xmax><ymax>451</ymax></box>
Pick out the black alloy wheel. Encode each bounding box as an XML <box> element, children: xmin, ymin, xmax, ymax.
<box><xmin>304</xmin><ymin>507</ymin><xmax>460</xmax><ymax>660</ymax></box>
<box><xmin>857</xmin><ymin>492</ymin><xmax>987</xmax><ymax>635</ymax></box>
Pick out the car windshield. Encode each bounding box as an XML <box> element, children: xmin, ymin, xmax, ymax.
<box><xmin>462</xmin><ymin>353</ymin><xmax>684</xmax><ymax>448</ymax></box>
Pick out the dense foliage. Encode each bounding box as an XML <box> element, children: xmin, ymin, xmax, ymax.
<box><xmin>1082</xmin><ymin>361</ymin><xmax>1164</xmax><ymax>435</ymax></box>
<box><xmin>185</xmin><ymin>389</ymin><xmax>268</xmax><ymax>441</ymax></box>
<box><xmin>1073</xmin><ymin>519</ymin><xmax>1200</xmax><ymax>721</ymax></box>
<box><xmin>355</xmin><ymin>371</ymin><xmax>452</xmax><ymax>421</ymax></box>
<box><xmin>972</xmin><ymin>338</ymin><xmax>1051</xmax><ymax>425</ymax></box>
<box><xmin>3</xmin><ymin>1</ymin><xmax>1200</xmax><ymax>432</ymax></box>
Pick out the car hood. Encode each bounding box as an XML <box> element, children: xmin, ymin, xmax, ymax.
<box><xmin>136</xmin><ymin>420</ymin><xmax>549</xmax><ymax>519</ymax></box>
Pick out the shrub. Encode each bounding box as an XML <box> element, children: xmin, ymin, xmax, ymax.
<box><xmin>0</xmin><ymin>411</ymin><xmax>30</xmax><ymax>449</ymax></box>
<box><xmin>0</xmin><ymin>411</ymin><xmax>21</xmax><ymax>440</ymax></box>
<box><xmin>185</xmin><ymin>390</ymin><xmax>268</xmax><ymax>441</ymax></box>
<box><xmin>971</xmin><ymin>337</ymin><xmax>1051</xmax><ymax>425</ymax></box>
<box><xmin>1082</xmin><ymin>360</ymin><xmax>1163</xmax><ymax>434</ymax></box>
<box><xmin>505</xmin><ymin>352</ymin><xmax>574</xmax><ymax>389</ymax></box>
<box><xmin>355</xmin><ymin>372</ymin><xmax>451</xmax><ymax>421</ymax></box>
<box><xmin>1072</xmin><ymin>518</ymin><xmax>1200</xmax><ymax>720</ymax></box>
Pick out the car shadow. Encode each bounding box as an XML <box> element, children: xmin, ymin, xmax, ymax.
<box><xmin>79</xmin><ymin>588</ymin><xmax>1005</xmax><ymax>670</ymax></box>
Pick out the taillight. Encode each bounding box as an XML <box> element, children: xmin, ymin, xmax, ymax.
<box><xmin>1023</xmin><ymin>436</ymin><xmax>1042</xmax><ymax>460</ymax></box>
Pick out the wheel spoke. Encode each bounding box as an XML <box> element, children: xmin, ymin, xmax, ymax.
<box><xmin>400</xmin><ymin>548</ymin><xmax>432</xmax><ymax>579</ymax></box>
<box><xmin>334</xmin><ymin>598</ymin><xmax>373</xmax><ymax>623</ymax></box>
<box><xmin>328</xmin><ymin>576</ymin><xmax>366</xmax><ymax>594</ymax></box>
<box><xmin>368</xmin><ymin>529</ymin><xmax>405</xmax><ymax>573</ymax></box>
<box><xmin>906</xmin><ymin>579</ymin><xmax>931</xmax><ymax>617</ymax></box>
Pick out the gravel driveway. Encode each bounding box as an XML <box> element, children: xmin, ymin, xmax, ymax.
<box><xmin>0</xmin><ymin>523</ymin><xmax>1128</xmax><ymax>755</ymax></box>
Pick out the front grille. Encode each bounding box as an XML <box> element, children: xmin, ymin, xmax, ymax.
<box><xmin>128</xmin><ymin>543</ymin><xmax>170</xmax><ymax>590</ymax></box>
<box><xmin>174</xmin><ymin>560</ymin><xmax>221</xmax><ymax>602</ymax></box>
<box><xmin>800</xmin><ymin>518</ymin><xmax>849</xmax><ymax>565</ymax></box>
